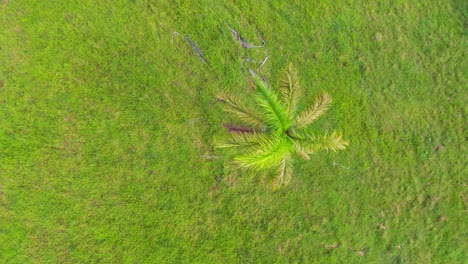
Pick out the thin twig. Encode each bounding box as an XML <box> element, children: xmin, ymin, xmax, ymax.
<box><xmin>258</xmin><ymin>56</ymin><xmax>268</xmax><ymax>70</ymax></box>
<box><xmin>331</xmin><ymin>161</ymin><xmax>349</xmax><ymax>169</ymax></box>
<box><xmin>227</xmin><ymin>24</ymin><xmax>266</xmax><ymax>48</ymax></box>
<box><xmin>171</xmin><ymin>31</ymin><xmax>209</xmax><ymax>64</ymax></box>
<box><xmin>243</xmin><ymin>56</ymin><xmax>269</xmax><ymax>71</ymax></box>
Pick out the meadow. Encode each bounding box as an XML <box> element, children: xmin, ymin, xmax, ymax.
<box><xmin>0</xmin><ymin>0</ymin><xmax>466</xmax><ymax>262</ymax></box>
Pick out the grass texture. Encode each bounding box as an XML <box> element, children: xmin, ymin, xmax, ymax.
<box><xmin>1</xmin><ymin>0</ymin><xmax>466</xmax><ymax>262</ymax></box>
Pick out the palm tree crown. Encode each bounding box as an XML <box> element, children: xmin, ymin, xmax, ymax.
<box><xmin>216</xmin><ymin>63</ymin><xmax>348</xmax><ymax>187</ymax></box>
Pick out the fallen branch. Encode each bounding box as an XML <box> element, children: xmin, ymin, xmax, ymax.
<box><xmin>171</xmin><ymin>31</ymin><xmax>209</xmax><ymax>64</ymax></box>
<box><xmin>224</xmin><ymin>124</ymin><xmax>256</xmax><ymax>133</ymax></box>
<box><xmin>248</xmin><ymin>68</ymin><xmax>269</xmax><ymax>88</ymax></box>
<box><xmin>227</xmin><ymin>24</ymin><xmax>266</xmax><ymax>48</ymax></box>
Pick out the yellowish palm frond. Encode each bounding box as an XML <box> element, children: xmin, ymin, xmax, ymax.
<box><xmin>301</xmin><ymin>132</ymin><xmax>349</xmax><ymax>153</ymax></box>
<box><xmin>280</xmin><ymin>63</ymin><xmax>300</xmax><ymax>117</ymax></box>
<box><xmin>294</xmin><ymin>92</ymin><xmax>332</xmax><ymax>129</ymax></box>
<box><xmin>274</xmin><ymin>155</ymin><xmax>293</xmax><ymax>188</ymax></box>
<box><xmin>215</xmin><ymin>132</ymin><xmax>266</xmax><ymax>150</ymax></box>
<box><xmin>217</xmin><ymin>93</ymin><xmax>266</xmax><ymax>130</ymax></box>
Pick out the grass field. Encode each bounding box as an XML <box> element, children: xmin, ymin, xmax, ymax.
<box><xmin>1</xmin><ymin>0</ymin><xmax>466</xmax><ymax>262</ymax></box>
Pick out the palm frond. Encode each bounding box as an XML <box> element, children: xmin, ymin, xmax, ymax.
<box><xmin>296</xmin><ymin>147</ymin><xmax>311</xmax><ymax>160</ymax></box>
<box><xmin>293</xmin><ymin>92</ymin><xmax>332</xmax><ymax>129</ymax></box>
<box><xmin>215</xmin><ymin>132</ymin><xmax>266</xmax><ymax>150</ymax></box>
<box><xmin>217</xmin><ymin>93</ymin><xmax>266</xmax><ymax>130</ymax></box>
<box><xmin>301</xmin><ymin>131</ymin><xmax>349</xmax><ymax>153</ymax></box>
<box><xmin>275</xmin><ymin>155</ymin><xmax>293</xmax><ymax>187</ymax></box>
<box><xmin>234</xmin><ymin>133</ymin><xmax>292</xmax><ymax>171</ymax></box>
<box><xmin>252</xmin><ymin>76</ymin><xmax>291</xmax><ymax>132</ymax></box>
<box><xmin>289</xmin><ymin>136</ymin><xmax>311</xmax><ymax>160</ymax></box>
<box><xmin>280</xmin><ymin>63</ymin><xmax>300</xmax><ymax>117</ymax></box>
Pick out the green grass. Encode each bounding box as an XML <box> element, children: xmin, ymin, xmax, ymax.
<box><xmin>1</xmin><ymin>0</ymin><xmax>466</xmax><ymax>262</ymax></box>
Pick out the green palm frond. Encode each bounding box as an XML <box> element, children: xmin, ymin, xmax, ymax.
<box><xmin>235</xmin><ymin>133</ymin><xmax>292</xmax><ymax>171</ymax></box>
<box><xmin>215</xmin><ymin>132</ymin><xmax>266</xmax><ymax>150</ymax></box>
<box><xmin>217</xmin><ymin>93</ymin><xmax>266</xmax><ymax>130</ymax></box>
<box><xmin>300</xmin><ymin>131</ymin><xmax>349</xmax><ymax>153</ymax></box>
<box><xmin>280</xmin><ymin>63</ymin><xmax>300</xmax><ymax>117</ymax></box>
<box><xmin>252</xmin><ymin>76</ymin><xmax>291</xmax><ymax>132</ymax></box>
<box><xmin>293</xmin><ymin>92</ymin><xmax>332</xmax><ymax>129</ymax></box>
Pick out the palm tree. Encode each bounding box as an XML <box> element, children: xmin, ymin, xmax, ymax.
<box><xmin>216</xmin><ymin>63</ymin><xmax>348</xmax><ymax>187</ymax></box>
